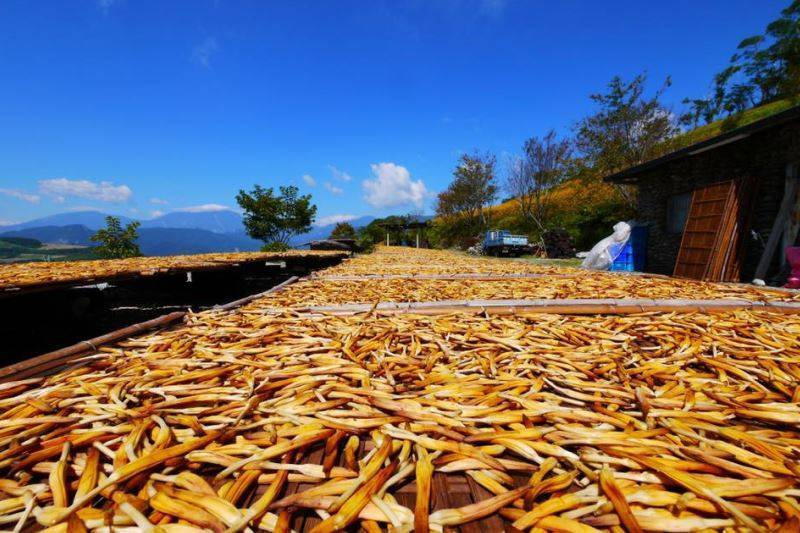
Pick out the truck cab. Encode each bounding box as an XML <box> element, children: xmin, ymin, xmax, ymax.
<box><xmin>483</xmin><ymin>230</ymin><xmax>530</xmax><ymax>257</ymax></box>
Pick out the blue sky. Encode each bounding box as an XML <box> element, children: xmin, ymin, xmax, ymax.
<box><xmin>0</xmin><ymin>0</ymin><xmax>788</xmax><ymax>227</ymax></box>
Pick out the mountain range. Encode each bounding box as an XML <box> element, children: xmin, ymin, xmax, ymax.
<box><xmin>0</xmin><ymin>210</ymin><xmax>376</xmax><ymax>256</ymax></box>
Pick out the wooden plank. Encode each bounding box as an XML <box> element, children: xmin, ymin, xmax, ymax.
<box><xmin>464</xmin><ymin>474</ymin><xmax>506</xmax><ymax>531</ymax></box>
<box><xmin>705</xmin><ymin>179</ymin><xmax>739</xmax><ymax>280</ymax></box>
<box><xmin>674</xmin><ymin>181</ymin><xmax>735</xmax><ymax>280</ymax></box>
<box><xmin>294</xmin><ymin>447</ymin><xmax>326</xmax><ymax>532</ymax></box>
<box><xmin>722</xmin><ymin>176</ymin><xmax>757</xmax><ymax>281</ymax></box>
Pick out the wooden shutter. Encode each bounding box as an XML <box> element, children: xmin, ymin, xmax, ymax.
<box><xmin>673</xmin><ymin>181</ymin><xmax>735</xmax><ymax>279</ymax></box>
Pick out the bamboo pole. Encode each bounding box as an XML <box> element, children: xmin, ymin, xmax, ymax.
<box><xmin>0</xmin><ymin>275</ymin><xmax>305</xmax><ymax>382</ymax></box>
<box><xmin>309</xmin><ymin>273</ymin><xmax>584</xmax><ymax>281</ymax></box>
<box><xmin>214</xmin><ymin>276</ymin><xmax>299</xmax><ymax>311</ymax></box>
<box><xmin>287</xmin><ymin>298</ymin><xmax>800</xmax><ymax>316</ymax></box>
<box><xmin>0</xmin><ymin>311</ymin><xmax>186</xmax><ymax>382</ymax></box>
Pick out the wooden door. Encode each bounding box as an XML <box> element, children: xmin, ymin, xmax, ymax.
<box><xmin>673</xmin><ymin>181</ymin><xmax>734</xmax><ymax>279</ymax></box>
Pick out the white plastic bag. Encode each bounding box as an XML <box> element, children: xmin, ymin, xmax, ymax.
<box><xmin>580</xmin><ymin>222</ymin><xmax>632</xmax><ymax>270</ymax></box>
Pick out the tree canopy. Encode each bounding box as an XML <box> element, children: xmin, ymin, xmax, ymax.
<box><xmin>506</xmin><ymin>130</ymin><xmax>573</xmax><ymax>232</ymax></box>
<box><xmin>236</xmin><ymin>185</ymin><xmax>316</xmax><ymax>246</ymax></box>
<box><xmin>435</xmin><ymin>153</ymin><xmax>498</xmax><ymax>231</ymax></box>
<box><xmin>574</xmin><ymin>73</ymin><xmax>677</xmax><ymax>208</ymax></box>
<box><xmin>90</xmin><ymin>216</ymin><xmax>142</xmax><ymax>259</ymax></box>
<box><xmin>682</xmin><ymin>1</ymin><xmax>800</xmax><ymax>126</ymax></box>
<box><xmin>575</xmin><ymin>74</ymin><xmax>677</xmax><ymax>175</ymax></box>
<box><xmin>329</xmin><ymin>222</ymin><xmax>357</xmax><ymax>240</ymax></box>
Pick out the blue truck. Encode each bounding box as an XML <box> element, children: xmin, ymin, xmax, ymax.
<box><xmin>483</xmin><ymin>230</ymin><xmax>531</xmax><ymax>257</ymax></box>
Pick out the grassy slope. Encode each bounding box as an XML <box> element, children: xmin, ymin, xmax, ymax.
<box><xmin>486</xmin><ymin>97</ymin><xmax>800</xmax><ymax>220</ymax></box>
<box><xmin>669</xmin><ymin>96</ymin><xmax>800</xmax><ymax>150</ymax></box>
<box><xmin>485</xmin><ymin>175</ymin><xmax>622</xmax><ymax>221</ymax></box>
<box><xmin>432</xmin><ymin>98</ymin><xmax>800</xmax><ymax>250</ymax></box>
<box><xmin>0</xmin><ymin>241</ymin><xmax>96</xmax><ymax>262</ymax></box>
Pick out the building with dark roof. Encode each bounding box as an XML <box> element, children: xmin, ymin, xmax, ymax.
<box><xmin>604</xmin><ymin>103</ymin><xmax>800</xmax><ymax>282</ymax></box>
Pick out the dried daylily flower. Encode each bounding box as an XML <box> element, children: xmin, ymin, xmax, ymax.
<box><xmin>1</xmin><ymin>246</ymin><xmax>800</xmax><ymax>532</ymax></box>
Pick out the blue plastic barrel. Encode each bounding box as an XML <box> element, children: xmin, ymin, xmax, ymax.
<box><xmin>611</xmin><ymin>226</ymin><xmax>647</xmax><ymax>272</ymax></box>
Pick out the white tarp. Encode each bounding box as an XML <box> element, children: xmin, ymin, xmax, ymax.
<box><xmin>580</xmin><ymin>221</ymin><xmax>632</xmax><ymax>270</ymax></box>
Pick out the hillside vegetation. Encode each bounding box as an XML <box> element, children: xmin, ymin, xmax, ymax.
<box><xmin>424</xmin><ymin>3</ymin><xmax>799</xmax><ymax>254</ymax></box>
<box><xmin>0</xmin><ymin>237</ymin><xmax>95</xmax><ymax>262</ymax></box>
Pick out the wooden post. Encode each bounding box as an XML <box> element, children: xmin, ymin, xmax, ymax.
<box><xmin>386</xmin><ymin>232</ymin><xmax>390</xmax><ymax>246</ymax></box>
<box><xmin>782</xmin><ymin>163</ymin><xmax>799</xmax><ymax>263</ymax></box>
<box><xmin>753</xmin><ymin>163</ymin><xmax>799</xmax><ymax>283</ymax></box>
<box><xmin>416</xmin><ymin>231</ymin><xmax>420</xmax><ymax>248</ymax></box>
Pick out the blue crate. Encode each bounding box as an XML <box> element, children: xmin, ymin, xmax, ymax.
<box><xmin>611</xmin><ymin>226</ymin><xmax>647</xmax><ymax>272</ymax></box>
<box><xmin>611</xmin><ymin>241</ymin><xmax>635</xmax><ymax>271</ymax></box>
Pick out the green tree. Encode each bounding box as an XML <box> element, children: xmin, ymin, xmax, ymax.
<box><xmin>506</xmin><ymin>130</ymin><xmax>573</xmax><ymax>232</ymax></box>
<box><xmin>236</xmin><ymin>185</ymin><xmax>317</xmax><ymax>247</ymax></box>
<box><xmin>90</xmin><ymin>216</ymin><xmax>142</xmax><ymax>259</ymax></box>
<box><xmin>575</xmin><ymin>73</ymin><xmax>677</xmax><ymax>207</ymax></box>
<box><xmin>682</xmin><ymin>1</ymin><xmax>800</xmax><ymax>125</ymax></box>
<box><xmin>329</xmin><ymin>221</ymin><xmax>357</xmax><ymax>240</ymax></box>
<box><xmin>360</xmin><ymin>218</ymin><xmax>388</xmax><ymax>245</ymax></box>
<box><xmin>435</xmin><ymin>152</ymin><xmax>498</xmax><ymax>233</ymax></box>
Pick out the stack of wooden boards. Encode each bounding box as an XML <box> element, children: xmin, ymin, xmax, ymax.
<box><xmin>0</xmin><ymin>246</ymin><xmax>799</xmax><ymax>532</ymax></box>
<box><xmin>674</xmin><ymin>178</ymin><xmax>756</xmax><ymax>282</ymax></box>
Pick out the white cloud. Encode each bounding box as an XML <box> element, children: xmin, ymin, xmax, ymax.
<box><xmin>175</xmin><ymin>203</ymin><xmax>230</xmax><ymax>213</ymax></box>
<box><xmin>328</xmin><ymin>165</ymin><xmax>353</xmax><ymax>182</ymax></box>
<box><xmin>192</xmin><ymin>37</ymin><xmax>219</xmax><ymax>68</ymax></box>
<box><xmin>38</xmin><ymin>178</ymin><xmax>132</xmax><ymax>203</ymax></box>
<box><xmin>315</xmin><ymin>214</ymin><xmax>357</xmax><ymax>227</ymax></box>
<box><xmin>149</xmin><ymin>197</ymin><xmax>169</xmax><ymax>205</ymax></box>
<box><xmin>128</xmin><ymin>207</ymin><xmax>139</xmax><ymax>214</ymax></box>
<box><xmin>0</xmin><ymin>188</ymin><xmax>40</xmax><ymax>204</ymax></box>
<box><xmin>0</xmin><ymin>219</ymin><xmax>17</xmax><ymax>226</ymax></box>
<box><xmin>362</xmin><ymin>162</ymin><xmax>429</xmax><ymax>208</ymax></box>
<box><xmin>324</xmin><ymin>182</ymin><xmax>343</xmax><ymax>195</ymax></box>
<box><xmin>302</xmin><ymin>174</ymin><xmax>317</xmax><ymax>187</ymax></box>
<box><xmin>150</xmin><ymin>210</ymin><xmax>164</xmax><ymax>218</ymax></box>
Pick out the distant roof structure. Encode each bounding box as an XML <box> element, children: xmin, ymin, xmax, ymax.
<box><xmin>605</xmin><ymin>99</ymin><xmax>800</xmax><ymax>184</ymax></box>
<box><xmin>379</xmin><ymin>220</ymin><xmax>430</xmax><ymax>230</ymax></box>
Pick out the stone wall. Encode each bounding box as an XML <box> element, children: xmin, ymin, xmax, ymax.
<box><xmin>634</xmin><ymin>120</ymin><xmax>800</xmax><ymax>279</ymax></box>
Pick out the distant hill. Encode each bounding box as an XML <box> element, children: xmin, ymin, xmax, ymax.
<box><xmin>0</xmin><ymin>211</ymin><xmax>379</xmax><ymax>255</ymax></box>
<box><xmin>0</xmin><ymin>225</ymin><xmax>262</xmax><ymax>256</ymax></box>
<box><xmin>0</xmin><ymin>236</ymin><xmax>42</xmax><ymax>248</ymax></box>
<box><xmin>140</xmin><ymin>210</ymin><xmax>245</xmax><ymax>234</ymax></box>
<box><xmin>2</xmin><ymin>210</ymin><xmax>244</xmax><ymax>234</ymax></box>
<box><xmin>1</xmin><ymin>211</ymin><xmax>134</xmax><ymax>232</ymax></box>
<box><xmin>0</xmin><ymin>225</ymin><xmax>96</xmax><ymax>245</ymax></box>
<box><xmin>136</xmin><ymin>227</ymin><xmax>260</xmax><ymax>255</ymax></box>
<box><xmin>0</xmin><ymin>232</ymin><xmax>95</xmax><ymax>262</ymax></box>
